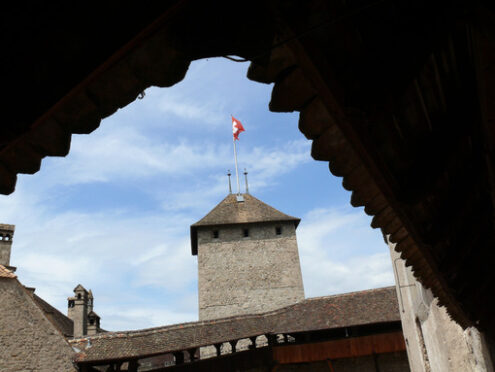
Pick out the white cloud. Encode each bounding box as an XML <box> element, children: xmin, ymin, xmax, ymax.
<box><xmin>153</xmin><ymin>92</ymin><xmax>226</xmax><ymax>126</ymax></box>
<box><xmin>102</xmin><ymin>305</ymin><xmax>197</xmax><ymax>331</ymax></box>
<box><xmin>49</xmin><ymin>129</ymin><xmax>232</xmax><ymax>185</ymax></box>
<box><xmin>298</xmin><ymin>206</ymin><xmax>394</xmax><ymax>297</ymax></box>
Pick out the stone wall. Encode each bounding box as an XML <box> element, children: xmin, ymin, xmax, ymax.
<box><xmin>0</xmin><ymin>277</ymin><xmax>76</xmax><ymax>372</ymax></box>
<box><xmin>0</xmin><ymin>224</ymin><xmax>14</xmax><ymax>266</ymax></box>
<box><xmin>0</xmin><ymin>240</ymin><xmax>11</xmax><ymax>266</ymax></box>
<box><xmin>389</xmin><ymin>241</ymin><xmax>494</xmax><ymax>372</ymax></box>
<box><xmin>197</xmin><ymin>221</ymin><xmax>305</xmax><ymax>320</ymax></box>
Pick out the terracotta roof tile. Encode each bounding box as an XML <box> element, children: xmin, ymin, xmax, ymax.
<box><xmin>0</xmin><ymin>264</ymin><xmax>16</xmax><ymax>278</ymax></box>
<box><xmin>71</xmin><ymin>287</ymin><xmax>399</xmax><ymax>363</ymax></box>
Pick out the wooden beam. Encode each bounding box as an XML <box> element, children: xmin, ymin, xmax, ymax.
<box><xmin>272</xmin><ymin>331</ymin><xmax>406</xmax><ymax>364</ymax></box>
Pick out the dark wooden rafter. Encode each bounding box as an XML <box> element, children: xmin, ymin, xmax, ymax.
<box><xmin>246</xmin><ymin>0</ymin><xmax>495</xmax><ymax>333</ymax></box>
<box><xmin>0</xmin><ymin>0</ymin><xmax>277</xmax><ymax>195</ymax></box>
<box><xmin>0</xmin><ymin>2</ymin><xmax>191</xmax><ymax>194</ymax></box>
<box><xmin>252</xmin><ymin>9</ymin><xmax>467</xmax><ymax>328</ymax></box>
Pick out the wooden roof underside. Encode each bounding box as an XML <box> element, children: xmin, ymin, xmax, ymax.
<box><xmin>2</xmin><ymin>0</ymin><xmax>495</xmax><ymax>338</ymax></box>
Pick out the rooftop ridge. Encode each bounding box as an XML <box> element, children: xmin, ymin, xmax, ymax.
<box><xmin>300</xmin><ymin>286</ymin><xmax>396</xmax><ymax>302</ymax></box>
<box><xmin>70</xmin><ymin>286</ymin><xmax>397</xmax><ymax>342</ymax></box>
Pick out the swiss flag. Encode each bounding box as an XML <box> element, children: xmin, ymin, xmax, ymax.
<box><xmin>232</xmin><ymin>116</ymin><xmax>245</xmax><ymax>140</ymax></box>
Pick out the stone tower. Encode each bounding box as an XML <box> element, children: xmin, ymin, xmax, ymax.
<box><xmin>0</xmin><ymin>224</ymin><xmax>15</xmax><ymax>267</ymax></box>
<box><xmin>191</xmin><ymin>193</ymin><xmax>305</xmax><ymax>320</ymax></box>
<box><xmin>68</xmin><ymin>284</ymin><xmax>93</xmax><ymax>338</ymax></box>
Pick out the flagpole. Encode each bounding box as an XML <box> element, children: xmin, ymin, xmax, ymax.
<box><xmin>233</xmin><ymin>137</ymin><xmax>241</xmax><ymax>195</ymax></box>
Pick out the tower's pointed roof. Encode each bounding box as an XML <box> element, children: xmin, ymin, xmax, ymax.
<box><xmin>73</xmin><ymin>284</ymin><xmax>87</xmax><ymax>293</ymax></box>
<box><xmin>190</xmin><ymin>193</ymin><xmax>300</xmax><ymax>255</ymax></box>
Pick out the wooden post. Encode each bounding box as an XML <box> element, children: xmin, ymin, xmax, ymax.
<box><xmin>327</xmin><ymin>360</ymin><xmax>336</xmax><ymax>372</ymax></box>
<box><xmin>188</xmin><ymin>348</ymin><xmax>197</xmax><ymax>362</ymax></box>
<box><xmin>174</xmin><ymin>351</ymin><xmax>184</xmax><ymax>365</ymax></box>
<box><xmin>128</xmin><ymin>360</ymin><xmax>138</xmax><ymax>372</ymax></box>
<box><xmin>229</xmin><ymin>340</ymin><xmax>237</xmax><ymax>353</ymax></box>
<box><xmin>214</xmin><ymin>343</ymin><xmax>222</xmax><ymax>356</ymax></box>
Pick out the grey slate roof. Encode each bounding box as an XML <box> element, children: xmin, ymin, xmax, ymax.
<box><xmin>190</xmin><ymin>193</ymin><xmax>300</xmax><ymax>255</ymax></box>
<box><xmin>71</xmin><ymin>287</ymin><xmax>400</xmax><ymax>363</ymax></box>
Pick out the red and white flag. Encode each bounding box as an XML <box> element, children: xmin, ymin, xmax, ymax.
<box><xmin>232</xmin><ymin>116</ymin><xmax>245</xmax><ymax>140</ymax></box>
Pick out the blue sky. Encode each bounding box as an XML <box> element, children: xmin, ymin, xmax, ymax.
<box><xmin>0</xmin><ymin>58</ymin><xmax>393</xmax><ymax>331</ymax></box>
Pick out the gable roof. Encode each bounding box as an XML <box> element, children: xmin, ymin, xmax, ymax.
<box><xmin>0</xmin><ymin>264</ymin><xmax>16</xmax><ymax>279</ymax></box>
<box><xmin>73</xmin><ymin>284</ymin><xmax>87</xmax><ymax>292</ymax></box>
<box><xmin>32</xmin><ymin>293</ymin><xmax>74</xmax><ymax>338</ymax></box>
<box><xmin>71</xmin><ymin>286</ymin><xmax>399</xmax><ymax>363</ymax></box>
<box><xmin>190</xmin><ymin>194</ymin><xmax>300</xmax><ymax>255</ymax></box>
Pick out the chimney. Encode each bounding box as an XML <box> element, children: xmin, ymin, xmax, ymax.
<box><xmin>0</xmin><ymin>224</ymin><xmax>15</xmax><ymax>267</ymax></box>
<box><xmin>68</xmin><ymin>284</ymin><xmax>89</xmax><ymax>338</ymax></box>
<box><xmin>87</xmin><ymin>311</ymin><xmax>101</xmax><ymax>336</ymax></box>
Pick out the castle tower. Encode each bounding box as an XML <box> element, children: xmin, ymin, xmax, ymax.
<box><xmin>88</xmin><ymin>289</ymin><xmax>94</xmax><ymax>312</ymax></box>
<box><xmin>87</xmin><ymin>311</ymin><xmax>101</xmax><ymax>336</ymax></box>
<box><xmin>191</xmin><ymin>193</ymin><xmax>305</xmax><ymax>320</ymax></box>
<box><xmin>0</xmin><ymin>224</ymin><xmax>15</xmax><ymax>267</ymax></box>
<box><xmin>68</xmin><ymin>284</ymin><xmax>89</xmax><ymax>338</ymax></box>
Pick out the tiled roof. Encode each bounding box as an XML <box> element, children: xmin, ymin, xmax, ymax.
<box><xmin>71</xmin><ymin>287</ymin><xmax>399</xmax><ymax>363</ymax></box>
<box><xmin>192</xmin><ymin>194</ymin><xmax>299</xmax><ymax>227</ymax></box>
<box><xmin>32</xmin><ymin>293</ymin><xmax>74</xmax><ymax>337</ymax></box>
<box><xmin>0</xmin><ymin>264</ymin><xmax>16</xmax><ymax>278</ymax></box>
<box><xmin>190</xmin><ymin>193</ymin><xmax>300</xmax><ymax>255</ymax></box>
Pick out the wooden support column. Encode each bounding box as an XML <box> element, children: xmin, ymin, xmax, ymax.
<box><xmin>214</xmin><ymin>343</ymin><xmax>222</xmax><ymax>356</ymax></box>
<box><xmin>173</xmin><ymin>351</ymin><xmax>184</xmax><ymax>365</ymax></box>
<box><xmin>188</xmin><ymin>348</ymin><xmax>197</xmax><ymax>362</ymax></box>
<box><xmin>327</xmin><ymin>360</ymin><xmax>336</xmax><ymax>372</ymax></box>
<box><xmin>267</xmin><ymin>334</ymin><xmax>277</xmax><ymax>346</ymax></box>
<box><xmin>128</xmin><ymin>360</ymin><xmax>138</xmax><ymax>372</ymax></box>
<box><xmin>249</xmin><ymin>336</ymin><xmax>257</xmax><ymax>350</ymax></box>
<box><xmin>372</xmin><ymin>353</ymin><xmax>381</xmax><ymax>372</ymax></box>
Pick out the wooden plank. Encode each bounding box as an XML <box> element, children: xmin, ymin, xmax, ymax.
<box><xmin>273</xmin><ymin>331</ymin><xmax>406</xmax><ymax>364</ymax></box>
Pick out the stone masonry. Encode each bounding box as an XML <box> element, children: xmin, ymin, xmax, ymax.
<box><xmin>389</xmin><ymin>239</ymin><xmax>494</xmax><ymax>372</ymax></box>
<box><xmin>0</xmin><ymin>224</ymin><xmax>14</xmax><ymax>267</ymax></box>
<box><xmin>193</xmin><ymin>194</ymin><xmax>305</xmax><ymax>321</ymax></box>
<box><xmin>67</xmin><ymin>284</ymin><xmax>101</xmax><ymax>338</ymax></box>
<box><xmin>0</xmin><ymin>273</ymin><xmax>76</xmax><ymax>372</ymax></box>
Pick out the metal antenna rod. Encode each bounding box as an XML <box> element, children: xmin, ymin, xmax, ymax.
<box><xmin>243</xmin><ymin>169</ymin><xmax>249</xmax><ymax>194</ymax></box>
<box><xmin>227</xmin><ymin>170</ymin><xmax>232</xmax><ymax>194</ymax></box>
<box><xmin>233</xmin><ymin>137</ymin><xmax>241</xmax><ymax>195</ymax></box>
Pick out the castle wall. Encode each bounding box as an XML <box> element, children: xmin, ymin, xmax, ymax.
<box><xmin>0</xmin><ymin>277</ymin><xmax>76</xmax><ymax>372</ymax></box>
<box><xmin>389</xmin><ymin>241</ymin><xmax>494</xmax><ymax>372</ymax></box>
<box><xmin>197</xmin><ymin>221</ymin><xmax>305</xmax><ymax>320</ymax></box>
